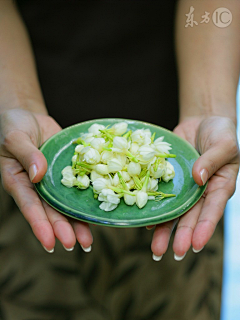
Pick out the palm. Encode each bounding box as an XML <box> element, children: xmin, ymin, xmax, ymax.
<box><xmin>151</xmin><ymin>116</ymin><xmax>239</xmax><ymax>258</ymax></box>
<box><xmin>0</xmin><ymin>110</ymin><xmax>92</xmax><ymax>252</ymax></box>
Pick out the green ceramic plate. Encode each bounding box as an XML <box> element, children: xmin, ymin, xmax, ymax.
<box><xmin>35</xmin><ymin>118</ymin><xmax>206</xmax><ymax>227</ymax></box>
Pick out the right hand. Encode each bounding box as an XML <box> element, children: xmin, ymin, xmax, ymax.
<box><xmin>0</xmin><ymin>109</ymin><xmax>93</xmax><ymax>253</ymax></box>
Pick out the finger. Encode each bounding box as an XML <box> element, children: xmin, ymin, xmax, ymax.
<box><xmin>172</xmin><ymin>198</ymin><xmax>204</xmax><ymax>258</ymax></box>
<box><xmin>1</xmin><ymin>158</ymin><xmax>55</xmax><ymax>251</ymax></box>
<box><xmin>3</xmin><ymin>130</ymin><xmax>47</xmax><ymax>183</ymax></box>
<box><xmin>42</xmin><ymin>201</ymin><xmax>76</xmax><ymax>251</ymax></box>
<box><xmin>151</xmin><ymin>219</ymin><xmax>178</xmax><ymax>261</ymax></box>
<box><xmin>71</xmin><ymin>220</ymin><xmax>93</xmax><ymax>252</ymax></box>
<box><xmin>192</xmin><ymin>142</ymin><xmax>238</xmax><ymax>186</ymax></box>
<box><xmin>192</xmin><ymin>188</ymin><xmax>229</xmax><ymax>251</ymax></box>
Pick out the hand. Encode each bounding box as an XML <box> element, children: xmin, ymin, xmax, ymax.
<box><xmin>0</xmin><ymin>109</ymin><xmax>93</xmax><ymax>253</ymax></box>
<box><xmin>150</xmin><ymin>116</ymin><xmax>239</xmax><ymax>261</ymax></box>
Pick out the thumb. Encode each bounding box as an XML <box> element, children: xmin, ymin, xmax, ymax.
<box><xmin>6</xmin><ymin>130</ymin><xmax>47</xmax><ymax>183</ymax></box>
<box><xmin>192</xmin><ymin>141</ymin><xmax>237</xmax><ymax>186</ymax></box>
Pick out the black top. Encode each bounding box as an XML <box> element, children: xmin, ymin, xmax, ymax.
<box><xmin>17</xmin><ymin>0</ymin><xmax>179</xmax><ymax>130</ymax></box>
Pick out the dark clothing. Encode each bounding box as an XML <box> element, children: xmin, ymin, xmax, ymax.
<box><xmin>0</xmin><ymin>1</ymin><xmax>223</xmax><ymax>319</ymax></box>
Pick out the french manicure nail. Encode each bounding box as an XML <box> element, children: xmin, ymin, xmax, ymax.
<box><xmin>43</xmin><ymin>246</ymin><xmax>54</xmax><ymax>253</ymax></box>
<box><xmin>192</xmin><ymin>246</ymin><xmax>204</xmax><ymax>253</ymax></box>
<box><xmin>200</xmin><ymin>169</ymin><xmax>208</xmax><ymax>185</ymax></box>
<box><xmin>29</xmin><ymin>164</ymin><xmax>38</xmax><ymax>182</ymax></box>
<box><xmin>174</xmin><ymin>253</ymin><xmax>186</xmax><ymax>261</ymax></box>
<box><xmin>152</xmin><ymin>254</ymin><xmax>163</xmax><ymax>261</ymax></box>
<box><xmin>63</xmin><ymin>245</ymin><xmax>74</xmax><ymax>252</ymax></box>
<box><xmin>81</xmin><ymin>245</ymin><xmax>91</xmax><ymax>253</ymax></box>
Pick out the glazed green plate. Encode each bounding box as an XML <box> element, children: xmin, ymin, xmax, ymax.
<box><xmin>35</xmin><ymin>118</ymin><xmax>206</xmax><ymax>227</ymax></box>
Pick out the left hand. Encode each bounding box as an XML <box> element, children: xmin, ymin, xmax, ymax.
<box><xmin>150</xmin><ymin>116</ymin><xmax>239</xmax><ymax>261</ymax></box>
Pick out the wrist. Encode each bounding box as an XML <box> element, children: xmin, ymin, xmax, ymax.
<box><xmin>179</xmin><ymin>93</ymin><xmax>237</xmax><ymax>126</ymax></box>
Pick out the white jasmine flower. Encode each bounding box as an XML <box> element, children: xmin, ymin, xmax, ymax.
<box><xmin>77</xmin><ymin>174</ymin><xmax>90</xmax><ymax>189</ymax></box>
<box><xmin>80</xmin><ymin>132</ymin><xmax>94</xmax><ymax>143</ymax></box>
<box><xmin>112</xmin><ymin>137</ymin><xmax>128</xmax><ymax>152</ymax></box>
<box><xmin>162</xmin><ymin>161</ymin><xmax>175</xmax><ymax>182</ymax></box>
<box><xmin>150</xmin><ymin>160</ymin><xmax>166</xmax><ymax>179</ymax></box>
<box><xmin>88</xmin><ymin>123</ymin><xmax>105</xmax><ymax>136</ymax></box>
<box><xmin>61</xmin><ymin>166</ymin><xmax>77</xmax><ymax>188</ymax></box>
<box><xmin>90</xmin><ymin>170</ymin><xmax>103</xmax><ymax>182</ymax></box>
<box><xmin>94</xmin><ymin>164</ymin><xmax>109</xmax><ymax>175</ymax></box>
<box><xmin>98</xmin><ymin>189</ymin><xmax>120</xmax><ymax>204</ymax></box>
<box><xmin>138</xmin><ymin>145</ymin><xmax>156</xmax><ymax>161</ymax></box>
<box><xmin>107</xmin><ymin>158</ymin><xmax>124</xmax><ymax>173</ymax></box>
<box><xmin>127</xmin><ymin>162</ymin><xmax>141</xmax><ymax>176</ymax></box>
<box><xmin>72</xmin><ymin>154</ymin><xmax>78</xmax><ymax>166</ymax></box>
<box><xmin>121</xmin><ymin>171</ymin><xmax>131</xmax><ymax>182</ymax></box>
<box><xmin>153</xmin><ymin>137</ymin><xmax>172</xmax><ymax>154</ymax></box>
<box><xmin>61</xmin><ymin>176</ymin><xmax>77</xmax><ymax>188</ymax></box>
<box><xmin>82</xmin><ymin>148</ymin><xmax>101</xmax><ymax>164</ymax></box>
<box><xmin>75</xmin><ymin>145</ymin><xmax>85</xmax><ymax>153</ymax></box>
<box><xmin>126</xmin><ymin>179</ymin><xmax>135</xmax><ymax>190</ymax></box>
<box><xmin>136</xmin><ymin>190</ymin><xmax>148</xmax><ymax>209</ymax></box>
<box><xmin>98</xmin><ymin>189</ymin><xmax>120</xmax><ymax>211</ymax></box>
<box><xmin>114</xmin><ymin>153</ymin><xmax>127</xmax><ymax>166</ymax></box>
<box><xmin>101</xmin><ymin>151</ymin><xmax>114</xmax><ymax>164</ymax></box>
<box><xmin>112</xmin><ymin>173</ymin><xmax>120</xmax><ymax>187</ymax></box>
<box><xmin>61</xmin><ymin>166</ymin><xmax>74</xmax><ymax>176</ymax></box>
<box><xmin>147</xmin><ymin>178</ymin><xmax>159</xmax><ymax>192</ymax></box>
<box><xmin>129</xmin><ymin>142</ymin><xmax>139</xmax><ymax>155</ymax></box>
<box><xmin>92</xmin><ymin>178</ymin><xmax>111</xmax><ymax>193</ymax></box>
<box><xmin>99</xmin><ymin>201</ymin><xmax>119</xmax><ymax>212</ymax></box>
<box><xmin>131</xmin><ymin>129</ymin><xmax>151</xmax><ymax>146</ymax></box>
<box><xmin>90</xmin><ymin>138</ymin><xmax>106</xmax><ymax>152</ymax></box>
<box><xmin>110</xmin><ymin>122</ymin><xmax>128</xmax><ymax>135</ymax></box>
<box><xmin>123</xmin><ymin>193</ymin><xmax>136</xmax><ymax>206</ymax></box>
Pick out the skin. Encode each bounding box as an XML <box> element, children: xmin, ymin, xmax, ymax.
<box><xmin>0</xmin><ymin>0</ymin><xmax>239</xmax><ymax>258</ymax></box>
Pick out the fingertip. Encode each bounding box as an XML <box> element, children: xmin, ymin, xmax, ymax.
<box><xmin>30</xmin><ymin>152</ymin><xmax>48</xmax><ymax>183</ymax></box>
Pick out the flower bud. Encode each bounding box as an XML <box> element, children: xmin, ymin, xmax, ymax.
<box><xmin>131</xmin><ymin>129</ymin><xmax>151</xmax><ymax>146</ymax></box>
<box><xmin>121</xmin><ymin>171</ymin><xmax>131</xmax><ymax>182</ymax></box>
<box><xmin>77</xmin><ymin>174</ymin><xmax>90</xmax><ymax>189</ymax></box>
<box><xmin>138</xmin><ymin>145</ymin><xmax>156</xmax><ymax>161</ymax></box>
<box><xmin>80</xmin><ymin>133</ymin><xmax>94</xmax><ymax>143</ymax></box>
<box><xmin>147</xmin><ymin>178</ymin><xmax>158</xmax><ymax>191</ymax></box>
<box><xmin>136</xmin><ymin>191</ymin><xmax>148</xmax><ymax>209</ymax></box>
<box><xmin>90</xmin><ymin>170</ymin><xmax>103</xmax><ymax>182</ymax></box>
<box><xmin>107</xmin><ymin>158</ymin><xmax>123</xmax><ymax>173</ymax></box>
<box><xmin>129</xmin><ymin>142</ymin><xmax>139</xmax><ymax>155</ymax></box>
<box><xmin>112</xmin><ymin>173</ymin><xmax>120</xmax><ymax>187</ymax></box>
<box><xmin>90</xmin><ymin>138</ymin><xmax>106</xmax><ymax>152</ymax></box>
<box><xmin>93</xmin><ymin>164</ymin><xmax>109</xmax><ymax>175</ymax></box>
<box><xmin>123</xmin><ymin>193</ymin><xmax>136</xmax><ymax>206</ymax></box>
<box><xmin>101</xmin><ymin>151</ymin><xmax>114</xmax><ymax>164</ymax></box>
<box><xmin>83</xmin><ymin>148</ymin><xmax>101</xmax><ymax>164</ymax></box>
<box><xmin>88</xmin><ymin>123</ymin><xmax>105</xmax><ymax>135</ymax></box>
<box><xmin>92</xmin><ymin>178</ymin><xmax>111</xmax><ymax>193</ymax></box>
<box><xmin>162</xmin><ymin>161</ymin><xmax>175</xmax><ymax>182</ymax></box>
<box><xmin>113</xmin><ymin>137</ymin><xmax>128</xmax><ymax>151</ymax></box>
<box><xmin>61</xmin><ymin>176</ymin><xmax>77</xmax><ymax>188</ymax></box>
<box><xmin>75</xmin><ymin>145</ymin><xmax>85</xmax><ymax>153</ymax></box>
<box><xmin>127</xmin><ymin>162</ymin><xmax>141</xmax><ymax>176</ymax></box>
<box><xmin>111</xmin><ymin>122</ymin><xmax>128</xmax><ymax>135</ymax></box>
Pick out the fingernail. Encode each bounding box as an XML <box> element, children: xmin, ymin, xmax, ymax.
<box><xmin>174</xmin><ymin>253</ymin><xmax>186</xmax><ymax>261</ymax></box>
<box><xmin>43</xmin><ymin>245</ymin><xmax>54</xmax><ymax>253</ymax></box>
<box><xmin>200</xmin><ymin>169</ymin><xmax>208</xmax><ymax>185</ymax></box>
<box><xmin>29</xmin><ymin>164</ymin><xmax>38</xmax><ymax>182</ymax></box>
<box><xmin>81</xmin><ymin>245</ymin><xmax>91</xmax><ymax>253</ymax></box>
<box><xmin>146</xmin><ymin>225</ymin><xmax>154</xmax><ymax>230</ymax></box>
<box><xmin>152</xmin><ymin>254</ymin><xmax>163</xmax><ymax>261</ymax></box>
<box><xmin>63</xmin><ymin>245</ymin><xmax>74</xmax><ymax>252</ymax></box>
<box><xmin>192</xmin><ymin>246</ymin><xmax>204</xmax><ymax>253</ymax></box>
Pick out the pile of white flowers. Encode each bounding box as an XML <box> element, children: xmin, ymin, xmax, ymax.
<box><xmin>61</xmin><ymin>122</ymin><xmax>176</xmax><ymax>212</ymax></box>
